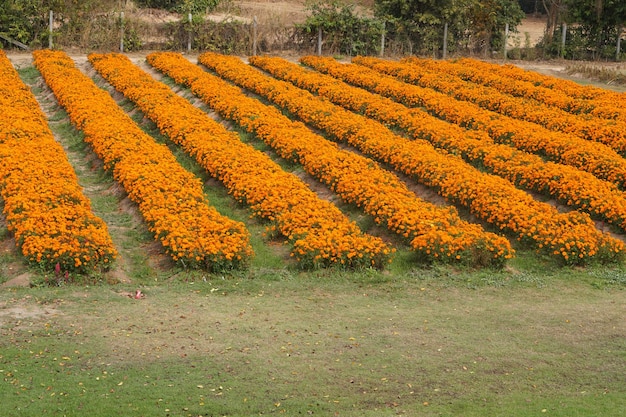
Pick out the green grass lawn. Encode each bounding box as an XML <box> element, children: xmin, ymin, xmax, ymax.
<box><xmin>1</xmin><ymin>264</ymin><xmax>625</xmax><ymax>417</ymax></box>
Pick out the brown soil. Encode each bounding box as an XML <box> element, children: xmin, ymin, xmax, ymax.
<box><xmin>511</xmin><ymin>15</ymin><xmax>547</xmax><ymax>47</ymax></box>
<box><xmin>0</xmin><ymin>299</ymin><xmax>61</xmax><ymax>326</ymax></box>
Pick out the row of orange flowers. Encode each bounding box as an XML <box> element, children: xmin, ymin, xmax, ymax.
<box><xmin>410</xmin><ymin>57</ymin><xmax>587</xmax><ymax>115</ymax></box>
<box><xmin>88</xmin><ymin>53</ymin><xmax>391</xmax><ymax>269</ymax></box>
<box><xmin>147</xmin><ymin>52</ymin><xmax>513</xmax><ymax>266</ymax></box>
<box><xmin>201</xmin><ymin>52</ymin><xmax>624</xmax><ymax>265</ymax></box>
<box><xmin>465</xmin><ymin>60</ymin><xmax>613</xmax><ymax>100</ymax></box>
<box><xmin>251</xmin><ymin>55</ymin><xmax>626</xmax><ymax>234</ymax></box>
<box><xmin>404</xmin><ymin>57</ymin><xmax>626</xmax><ymax>150</ymax></box>
<box><xmin>453</xmin><ymin>58</ymin><xmax>626</xmax><ymax>118</ymax></box>
<box><xmin>0</xmin><ymin>50</ymin><xmax>117</xmax><ymax>272</ymax></box>
<box><xmin>355</xmin><ymin>57</ymin><xmax>626</xmax><ymax>155</ymax></box>
<box><xmin>321</xmin><ymin>56</ymin><xmax>626</xmax><ymax>190</ymax></box>
<box><xmin>33</xmin><ymin>50</ymin><xmax>253</xmax><ymax>271</ymax></box>
<box><xmin>449</xmin><ymin>58</ymin><xmax>626</xmax><ymax>122</ymax></box>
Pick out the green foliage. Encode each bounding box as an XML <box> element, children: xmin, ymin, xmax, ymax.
<box><xmin>0</xmin><ymin>0</ymin><xmax>49</xmax><ymax>46</ymax></box>
<box><xmin>374</xmin><ymin>0</ymin><xmax>438</xmax><ymax>53</ymax></box>
<box><xmin>134</xmin><ymin>0</ymin><xmax>220</xmax><ymax>14</ymax></box>
<box><xmin>563</xmin><ymin>0</ymin><xmax>626</xmax><ymax>60</ymax></box>
<box><xmin>121</xmin><ymin>18</ymin><xmax>144</xmax><ymax>52</ymax></box>
<box><xmin>469</xmin><ymin>0</ymin><xmax>525</xmax><ymax>51</ymax></box>
<box><xmin>374</xmin><ymin>0</ymin><xmax>524</xmax><ymax>55</ymax></box>
<box><xmin>0</xmin><ymin>0</ymin><xmax>134</xmax><ymax>49</ymax></box>
<box><xmin>296</xmin><ymin>0</ymin><xmax>384</xmax><ymax>56</ymax></box>
<box><xmin>179</xmin><ymin>0</ymin><xmax>220</xmax><ymax>14</ymax></box>
<box><xmin>539</xmin><ymin>0</ymin><xmax>626</xmax><ymax>60</ymax></box>
<box><xmin>566</xmin><ymin>0</ymin><xmax>626</xmax><ymax>31</ymax></box>
<box><xmin>133</xmin><ymin>0</ymin><xmax>180</xmax><ymax>9</ymax></box>
<box><xmin>518</xmin><ymin>0</ymin><xmax>541</xmax><ymax>14</ymax></box>
<box><xmin>0</xmin><ymin>0</ymin><xmax>221</xmax><ymax>50</ymax></box>
<box><xmin>163</xmin><ymin>16</ymin><xmax>251</xmax><ymax>53</ymax></box>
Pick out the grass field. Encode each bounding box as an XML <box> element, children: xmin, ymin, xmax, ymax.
<box><xmin>1</xmin><ymin>55</ymin><xmax>626</xmax><ymax>416</ymax></box>
<box><xmin>1</xmin><ymin>264</ymin><xmax>625</xmax><ymax>416</ymax></box>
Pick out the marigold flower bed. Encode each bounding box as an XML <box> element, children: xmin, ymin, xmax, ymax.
<box><xmin>0</xmin><ymin>50</ymin><xmax>117</xmax><ymax>272</ymax></box>
<box><xmin>305</xmin><ymin>56</ymin><xmax>626</xmax><ymax>190</ymax></box>
<box><xmin>450</xmin><ymin>58</ymin><xmax>626</xmax><ymax>122</ymax></box>
<box><xmin>88</xmin><ymin>53</ymin><xmax>391</xmax><ymax>269</ymax></box>
<box><xmin>457</xmin><ymin>59</ymin><xmax>612</xmax><ymax>100</ymax></box>
<box><xmin>197</xmin><ymin>52</ymin><xmax>624</xmax><ymax>265</ymax></box>
<box><xmin>33</xmin><ymin>50</ymin><xmax>252</xmax><ymax>271</ymax></box>
<box><xmin>252</xmin><ymin>56</ymin><xmax>626</xmax><ymax>233</ymax></box>
<box><xmin>147</xmin><ymin>52</ymin><xmax>513</xmax><ymax>267</ymax></box>
<box><xmin>354</xmin><ymin>56</ymin><xmax>626</xmax><ymax>155</ymax></box>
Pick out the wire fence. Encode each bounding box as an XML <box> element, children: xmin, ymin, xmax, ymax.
<box><xmin>2</xmin><ymin>9</ymin><xmax>624</xmax><ymax>61</ymax></box>
<box><xmin>30</xmin><ymin>10</ymin><xmax>523</xmax><ymax>58</ymax></box>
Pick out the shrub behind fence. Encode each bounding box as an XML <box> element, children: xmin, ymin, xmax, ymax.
<box><xmin>3</xmin><ymin>9</ymin><xmax>624</xmax><ymax>61</ymax></box>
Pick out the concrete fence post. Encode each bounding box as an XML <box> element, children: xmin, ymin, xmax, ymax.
<box><xmin>49</xmin><ymin>10</ymin><xmax>53</xmax><ymax>49</ymax></box>
<box><xmin>120</xmin><ymin>11</ymin><xmax>125</xmax><ymax>52</ymax></box>
<box><xmin>253</xmin><ymin>16</ymin><xmax>258</xmax><ymax>56</ymax></box>
<box><xmin>187</xmin><ymin>13</ymin><xmax>192</xmax><ymax>52</ymax></box>
<box><xmin>317</xmin><ymin>27</ymin><xmax>322</xmax><ymax>55</ymax></box>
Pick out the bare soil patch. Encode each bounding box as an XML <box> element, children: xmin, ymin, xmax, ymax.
<box><xmin>0</xmin><ymin>298</ymin><xmax>61</xmax><ymax>327</ymax></box>
<box><xmin>235</xmin><ymin>0</ymin><xmax>308</xmax><ymax>24</ymax></box>
<box><xmin>512</xmin><ymin>15</ymin><xmax>547</xmax><ymax>47</ymax></box>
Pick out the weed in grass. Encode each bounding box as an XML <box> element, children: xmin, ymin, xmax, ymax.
<box><xmin>587</xmin><ymin>268</ymin><xmax>626</xmax><ymax>288</ymax></box>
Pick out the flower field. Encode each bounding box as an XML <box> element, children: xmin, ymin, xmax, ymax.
<box><xmin>33</xmin><ymin>50</ymin><xmax>253</xmax><ymax>271</ymax></box>
<box><xmin>88</xmin><ymin>52</ymin><xmax>392</xmax><ymax>269</ymax></box>
<box><xmin>0</xmin><ymin>51</ymin><xmax>117</xmax><ymax>272</ymax></box>
<box><xmin>147</xmin><ymin>52</ymin><xmax>513</xmax><ymax>266</ymax></box>
<box><xmin>424</xmin><ymin>57</ymin><xmax>626</xmax><ymax>122</ymax></box>
<box><xmin>195</xmin><ymin>52</ymin><xmax>622</xmax><ymax>265</ymax></box>
<box><xmin>250</xmin><ymin>56</ymin><xmax>626</xmax><ymax>235</ymax></box>
<box><xmin>2</xmin><ymin>49</ymin><xmax>626</xmax><ymax>277</ymax></box>
<box><xmin>357</xmin><ymin>56</ymin><xmax>626</xmax><ymax>154</ymax></box>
